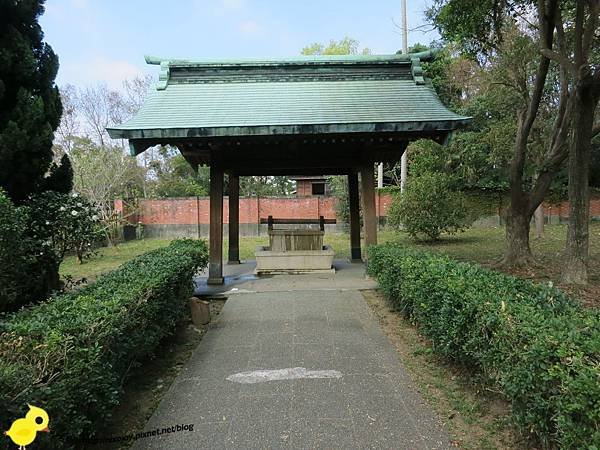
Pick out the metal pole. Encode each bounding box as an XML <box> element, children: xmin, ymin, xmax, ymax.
<box><xmin>400</xmin><ymin>0</ymin><xmax>408</xmax><ymax>193</ymax></box>
<box><xmin>401</xmin><ymin>0</ymin><xmax>408</xmax><ymax>54</ymax></box>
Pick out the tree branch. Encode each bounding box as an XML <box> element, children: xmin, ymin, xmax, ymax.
<box><xmin>574</xmin><ymin>1</ymin><xmax>584</xmax><ymax>67</ymax></box>
<box><xmin>539</xmin><ymin>48</ymin><xmax>577</xmax><ymax>74</ymax></box>
<box><xmin>582</xmin><ymin>1</ymin><xmax>600</xmax><ymax>59</ymax></box>
<box><xmin>529</xmin><ymin>93</ymin><xmax>574</xmax><ymax>212</ymax></box>
<box><xmin>512</xmin><ymin>0</ymin><xmax>557</xmax><ymax>190</ymax></box>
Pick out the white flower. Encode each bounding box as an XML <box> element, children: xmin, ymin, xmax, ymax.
<box><xmin>92</xmin><ymin>215</ymin><xmax>99</xmax><ymax>221</ymax></box>
<box><xmin>71</xmin><ymin>210</ymin><xmax>78</xmax><ymax>216</ymax></box>
<box><xmin>59</xmin><ymin>206</ymin><xmax>66</xmax><ymax>211</ymax></box>
<box><xmin>76</xmin><ymin>202</ymin><xmax>82</xmax><ymax>207</ymax></box>
<box><xmin>71</xmin><ymin>193</ymin><xmax>78</xmax><ymax>198</ymax></box>
<box><xmin>45</xmin><ymin>221</ymin><xmax>50</xmax><ymax>225</ymax></box>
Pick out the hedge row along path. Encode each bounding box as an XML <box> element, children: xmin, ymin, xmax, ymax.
<box><xmin>131</xmin><ymin>261</ymin><xmax>450</xmax><ymax>449</ymax></box>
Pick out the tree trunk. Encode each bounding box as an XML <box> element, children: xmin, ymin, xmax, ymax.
<box><xmin>534</xmin><ymin>204</ymin><xmax>544</xmax><ymax>238</ymax></box>
<box><xmin>562</xmin><ymin>76</ymin><xmax>598</xmax><ymax>284</ymax></box>
<box><xmin>502</xmin><ymin>203</ymin><xmax>534</xmax><ymax>266</ymax></box>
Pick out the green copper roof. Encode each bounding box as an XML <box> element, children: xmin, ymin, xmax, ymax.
<box><xmin>107</xmin><ymin>52</ymin><xmax>470</xmax><ymax>141</ymax></box>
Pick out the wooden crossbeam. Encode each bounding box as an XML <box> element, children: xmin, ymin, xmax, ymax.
<box><xmin>260</xmin><ymin>215</ymin><xmax>336</xmax><ymax>232</ymax></box>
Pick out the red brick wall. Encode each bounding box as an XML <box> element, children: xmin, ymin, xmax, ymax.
<box><xmin>116</xmin><ymin>196</ymin><xmax>340</xmax><ymax>225</ymax></box>
<box><xmin>114</xmin><ymin>195</ymin><xmax>600</xmax><ymax>226</ymax></box>
<box><xmin>543</xmin><ymin>200</ymin><xmax>600</xmax><ymax>218</ymax></box>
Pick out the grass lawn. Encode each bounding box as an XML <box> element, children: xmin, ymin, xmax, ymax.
<box><xmin>60</xmin><ymin>239</ymin><xmax>172</xmax><ymax>281</ymax></box>
<box><xmin>61</xmin><ymin>223</ymin><xmax>600</xmax><ymax>307</ymax></box>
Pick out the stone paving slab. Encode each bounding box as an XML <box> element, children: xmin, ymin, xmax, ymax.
<box><xmin>132</xmin><ymin>284</ymin><xmax>450</xmax><ymax>449</ymax></box>
<box><xmin>194</xmin><ymin>260</ymin><xmax>378</xmax><ymax>296</ymax></box>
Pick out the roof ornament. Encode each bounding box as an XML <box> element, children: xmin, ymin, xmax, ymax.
<box><xmin>157</xmin><ymin>61</ymin><xmax>170</xmax><ymax>90</ymax></box>
<box><xmin>410</xmin><ymin>57</ymin><xmax>425</xmax><ymax>85</ymax></box>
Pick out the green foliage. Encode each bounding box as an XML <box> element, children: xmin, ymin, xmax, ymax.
<box><xmin>387</xmin><ymin>173</ymin><xmax>470</xmax><ymax>240</ymax></box>
<box><xmin>0</xmin><ymin>239</ymin><xmax>209</xmax><ymax>449</ymax></box>
<box><xmin>0</xmin><ymin>0</ymin><xmax>66</xmax><ymax>204</ymax></box>
<box><xmin>239</xmin><ymin>175</ymin><xmax>293</xmax><ymax>197</ymax></box>
<box><xmin>0</xmin><ymin>190</ymin><xmax>38</xmax><ymax>312</ymax></box>
<box><xmin>426</xmin><ymin>0</ymin><xmax>508</xmax><ymax>57</ymax></box>
<box><xmin>326</xmin><ymin>175</ymin><xmax>352</xmax><ymax>226</ymax></box>
<box><xmin>149</xmin><ymin>148</ymin><xmax>209</xmax><ymax>198</ymax></box>
<box><xmin>301</xmin><ymin>37</ymin><xmax>371</xmax><ymax>56</ymax></box>
<box><xmin>0</xmin><ymin>189</ymin><xmax>70</xmax><ymax>312</ymax></box>
<box><xmin>367</xmin><ymin>245</ymin><xmax>600</xmax><ymax>449</ymax></box>
<box><xmin>405</xmin><ymin>43</ymin><xmax>465</xmax><ymax>109</ymax></box>
<box><xmin>149</xmin><ymin>148</ymin><xmax>294</xmax><ymax>198</ymax></box>
<box><xmin>25</xmin><ymin>191</ymin><xmax>103</xmax><ymax>264</ymax></box>
<box><xmin>406</xmin><ymin>139</ymin><xmax>450</xmax><ymax>178</ymax></box>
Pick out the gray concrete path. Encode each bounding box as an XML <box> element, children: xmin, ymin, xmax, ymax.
<box><xmin>132</xmin><ymin>262</ymin><xmax>450</xmax><ymax>450</ymax></box>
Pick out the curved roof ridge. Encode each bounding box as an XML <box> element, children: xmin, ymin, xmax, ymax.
<box><xmin>144</xmin><ymin>50</ymin><xmax>438</xmax><ymax>67</ymax></box>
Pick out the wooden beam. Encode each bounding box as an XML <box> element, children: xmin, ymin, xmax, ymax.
<box><xmin>233</xmin><ymin>167</ymin><xmax>356</xmax><ymax>176</ymax></box>
<box><xmin>348</xmin><ymin>172</ymin><xmax>362</xmax><ymax>262</ymax></box>
<box><xmin>360</xmin><ymin>164</ymin><xmax>377</xmax><ymax>254</ymax></box>
<box><xmin>228</xmin><ymin>174</ymin><xmax>240</xmax><ymax>264</ymax></box>
<box><xmin>208</xmin><ymin>164</ymin><xmax>224</xmax><ymax>285</ymax></box>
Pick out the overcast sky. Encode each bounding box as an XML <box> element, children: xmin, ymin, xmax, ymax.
<box><xmin>40</xmin><ymin>0</ymin><xmax>438</xmax><ymax>89</ymax></box>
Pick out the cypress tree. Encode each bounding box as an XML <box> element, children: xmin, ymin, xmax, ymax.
<box><xmin>43</xmin><ymin>153</ymin><xmax>73</xmax><ymax>194</ymax></box>
<box><xmin>0</xmin><ymin>0</ymin><xmax>64</xmax><ymax>204</ymax></box>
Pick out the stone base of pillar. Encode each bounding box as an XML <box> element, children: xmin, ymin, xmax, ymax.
<box><xmin>350</xmin><ymin>247</ymin><xmax>362</xmax><ymax>262</ymax></box>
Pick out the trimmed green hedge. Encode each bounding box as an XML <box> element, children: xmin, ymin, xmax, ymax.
<box><xmin>367</xmin><ymin>244</ymin><xmax>600</xmax><ymax>449</ymax></box>
<box><xmin>0</xmin><ymin>239</ymin><xmax>208</xmax><ymax>449</ymax></box>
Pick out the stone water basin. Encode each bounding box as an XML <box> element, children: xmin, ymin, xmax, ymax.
<box><xmin>255</xmin><ymin>228</ymin><xmax>335</xmax><ymax>274</ymax></box>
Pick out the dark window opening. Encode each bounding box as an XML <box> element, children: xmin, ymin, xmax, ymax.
<box><xmin>312</xmin><ymin>182</ymin><xmax>325</xmax><ymax>196</ymax></box>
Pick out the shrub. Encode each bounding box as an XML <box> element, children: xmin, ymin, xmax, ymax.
<box><xmin>25</xmin><ymin>191</ymin><xmax>103</xmax><ymax>264</ymax></box>
<box><xmin>387</xmin><ymin>173</ymin><xmax>471</xmax><ymax>240</ymax></box>
<box><xmin>367</xmin><ymin>244</ymin><xmax>600</xmax><ymax>449</ymax></box>
<box><xmin>0</xmin><ymin>190</ymin><xmax>51</xmax><ymax>312</ymax></box>
<box><xmin>0</xmin><ymin>190</ymin><xmax>30</xmax><ymax>311</ymax></box>
<box><xmin>0</xmin><ymin>239</ymin><xmax>208</xmax><ymax>449</ymax></box>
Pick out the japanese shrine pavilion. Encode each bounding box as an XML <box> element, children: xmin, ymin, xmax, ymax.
<box><xmin>107</xmin><ymin>51</ymin><xmax>470</xmax><ymax>284</ymax></box>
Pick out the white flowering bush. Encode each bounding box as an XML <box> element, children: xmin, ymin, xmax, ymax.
<box><xmin>25</xmin><ymin>191</ymin><xmax>103</xmax><ymax>264</ymax></box>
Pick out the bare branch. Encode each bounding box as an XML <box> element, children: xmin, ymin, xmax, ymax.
<box><xmin>390</xmin><ymin>16</ymin><xmax>436</xmax><ymax>34</ymax></box>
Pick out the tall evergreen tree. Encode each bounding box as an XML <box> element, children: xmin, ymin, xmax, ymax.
<box><xmin>0</xmin><ymin>0</ymin><xmax>64</xmax><ymax>204</ymax></box>
<box><xmin>42</xmin><ymin>153</ymin><xmax>73</xmax><ymax>193</ymax></box>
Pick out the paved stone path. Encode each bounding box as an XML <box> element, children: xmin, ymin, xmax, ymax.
<box><xmin>133</xmin><ymin>262</ymin><xmax>450</xmax><ymax>449</ymax></box>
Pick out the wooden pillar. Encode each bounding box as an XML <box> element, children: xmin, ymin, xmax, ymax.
<box><xmin>348</xmin><ymin>172</ymin><xmax>362</xmax><ymax>262</ymax></box>
<box><xmin>228</xmin><ymin>174</ymin><xmax>240</xmax><ymax>264</ymax></box>
<box><xmin>208</xmin><ymin>164</ymin><xmax>224</xmax><ymax>285</ymax></box>
<box><xmin>360</xmin><ymin>163</ymin><xmax>377</xmax><ymax>255</ymax></box>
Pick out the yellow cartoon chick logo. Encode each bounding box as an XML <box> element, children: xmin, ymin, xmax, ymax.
<box><xmin>4</xmin><ymin>405</ymin><xmax>50</xmax><ymax>449</ymax></box>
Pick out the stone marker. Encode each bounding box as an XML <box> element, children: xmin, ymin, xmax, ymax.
<box><xmin>189</xmin><ymin>297</ymin><xmax>210</xmax><ymax>326</ymax></box>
